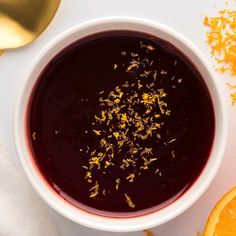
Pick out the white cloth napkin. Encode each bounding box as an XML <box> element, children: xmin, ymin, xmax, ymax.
<box><xmin>0</xmin><ymin>147</ymin><xmax>60</xmax><ymax>236</ymax></box>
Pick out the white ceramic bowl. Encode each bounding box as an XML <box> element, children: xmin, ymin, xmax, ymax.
<box><xmin>14</xmin><ymin>17</ymin><xmax>227</xmax><ymax>232</ymax></box>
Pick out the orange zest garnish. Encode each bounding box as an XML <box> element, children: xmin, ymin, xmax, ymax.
<box><xmin>227</xmin><ymin>82</ymin><xmax>236</xmax><ymax>89</ymax></box>
<box><xmin>230</xmin><ymin>91</ymin><xmax>236</xmax><ymax>105</ymax></box>
<box><xmin>204</xmin><ymin>9</ymin><xmax>236</xmax><ymax>105</ymax></box>
<box><xmin>204</xmin><ymin>10</ymin><xmax>236</xmax><ymax>76</ymax></box>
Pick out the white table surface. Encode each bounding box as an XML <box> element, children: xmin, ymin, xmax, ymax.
<box><xmin>1</xmin><ymin>0</ymin><xmax>236</xmax><ymax>235</ymax></box>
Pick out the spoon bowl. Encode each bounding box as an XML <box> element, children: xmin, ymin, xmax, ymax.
<box><xmin>0</xmin><ymin>0</ymin><xmax>60</xmax><ymax>50</ymax></box>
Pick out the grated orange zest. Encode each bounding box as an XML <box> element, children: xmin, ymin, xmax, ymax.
<box><xmin>204</xmin><ymin>8</ymin><xmax>236</xmax><ymax>105</ymax></box>
<box><xmin>204</xmin><ymin>9</ymin><xmax>236</xmax><ymax>76</ymax></box>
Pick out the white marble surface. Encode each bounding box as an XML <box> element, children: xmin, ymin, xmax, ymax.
<box><xmin>0</xmin><ymin>0</ymin><xmax>236</xmax><ymax>235</ymax></box>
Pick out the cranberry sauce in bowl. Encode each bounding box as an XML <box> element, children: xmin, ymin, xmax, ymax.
<box><xmin>27</xmin><ymin>31</ymin><xmax>215</xmax><ymax>215</ymax></box>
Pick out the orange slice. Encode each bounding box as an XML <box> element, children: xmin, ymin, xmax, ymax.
<box><xmin>204</xmin><ymin>187</ymin><xmax>236</xmax><ymax>236</ymax></box>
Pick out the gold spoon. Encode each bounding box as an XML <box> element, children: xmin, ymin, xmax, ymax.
<box><xmin>0</xmin><ymin>0</ymin><xmax>60</xmax><ymax>50</ymax></box>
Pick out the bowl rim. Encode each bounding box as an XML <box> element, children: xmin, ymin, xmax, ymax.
<box><xmin>14</xmin><ymin>16</ymin><xmax>228</xmax><ymax>232</ymax></box>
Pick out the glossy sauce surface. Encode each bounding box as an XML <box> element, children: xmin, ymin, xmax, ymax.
<box><xmin>28</xmin><ymin>31</ymin><xmax>215</xmax><ymax>214</ymax></box>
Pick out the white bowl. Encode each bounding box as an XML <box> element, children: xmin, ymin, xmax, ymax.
<box><xmin>14</xmin><ymin>17</ymin><xmax>228</xmax><ymax>232</ymax></box>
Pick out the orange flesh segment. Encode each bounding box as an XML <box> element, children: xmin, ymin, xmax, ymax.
<box><xmin>204</xmin><ymin>188</ymin><xmax>236</xmax><ymax>236</ymax></box>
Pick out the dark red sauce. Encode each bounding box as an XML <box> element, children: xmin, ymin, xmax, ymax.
<box><xmin>28</xmin><ymin>31</ymin><xmax>215</xmax><ymax>214</ymax></box>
